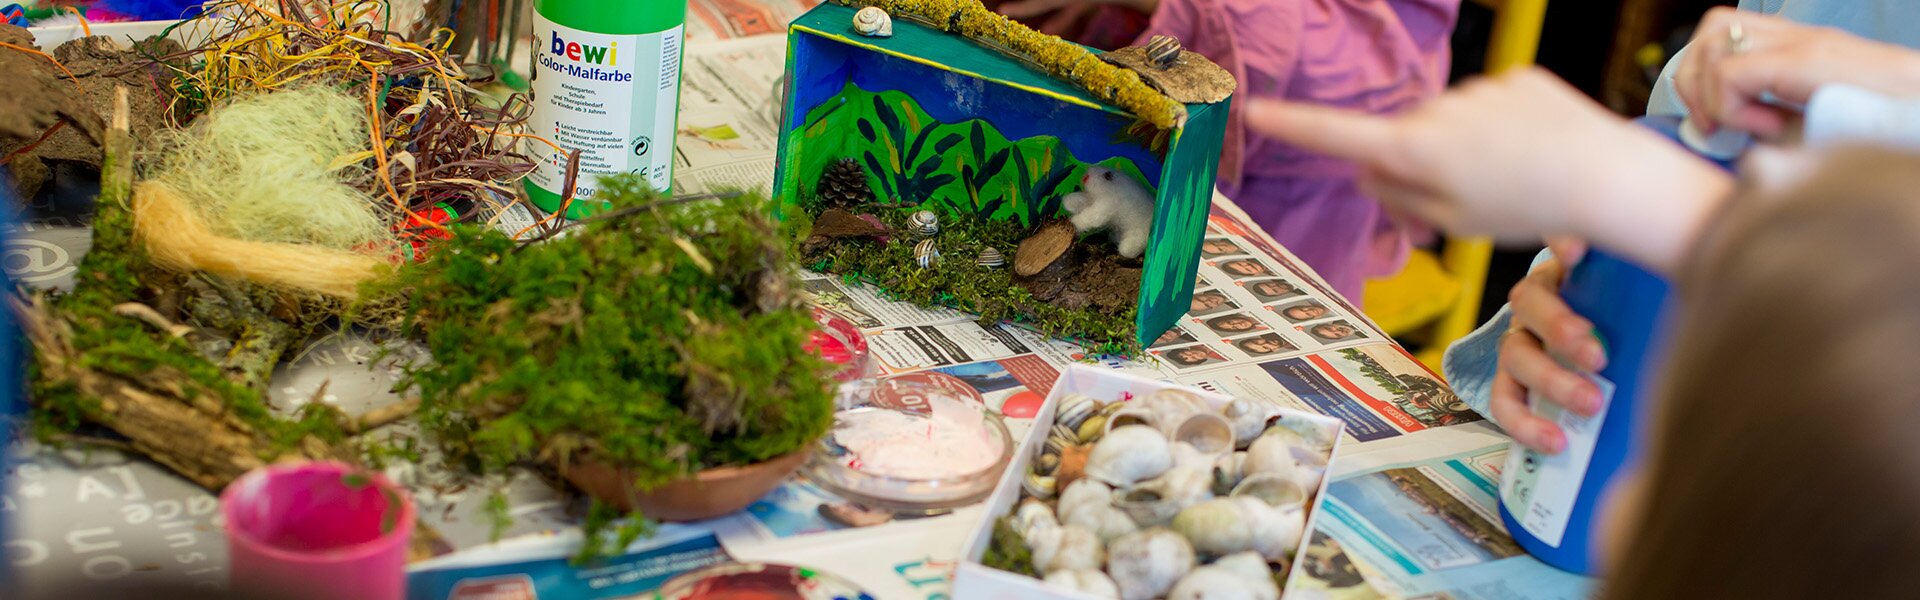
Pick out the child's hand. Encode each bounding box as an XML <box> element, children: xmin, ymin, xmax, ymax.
<box><xmin>1245</xmin><ymin>68</ymin><xmax>1732</xmax><ymax>274</ymax></box>
<box><xmin>1493</xmin><ymin>239</ymin><xmax>1607</xmax><ymax>454</ymax></box>
<box><xmin>1675</xmin><ymin>7</ymin><xmax>1920</xmax><ymax>139</ymax></box>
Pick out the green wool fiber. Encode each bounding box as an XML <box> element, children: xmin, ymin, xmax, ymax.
<box><xmin>149</xmin><ymin>87</ymin><xmax>391</xmax><ymax>251</ymax></box>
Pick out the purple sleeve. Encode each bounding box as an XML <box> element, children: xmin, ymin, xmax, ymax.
<box><xmin>1139</xmin><ymin>0</ymin><xmax>1457</xmax><ymax>188</ymax></box>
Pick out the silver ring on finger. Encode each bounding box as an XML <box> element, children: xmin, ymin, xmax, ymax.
<box><xmin>1728</xmin><ymin>19</ymin><xmax>1752</xmax><ymax>54</ymax></box>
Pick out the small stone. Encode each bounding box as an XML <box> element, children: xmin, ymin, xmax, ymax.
<box><xmin>976</xmin><ymin>247</ymin><xmax>1006</xmax><ymax>268</ymax></box>
<box><xmin>910</xmin><ymin>210</ymin><xmax>940</xmax><ymax>237</ymax></box>
<box><xmin>914</xmin><ymin>239</ymin><xmax>940</xmax><ymax>268</ymax></box>
<box><xmin>853</xmin><ymin>6</ymin><xmax>893</xmax><ymax>37</ymax></box>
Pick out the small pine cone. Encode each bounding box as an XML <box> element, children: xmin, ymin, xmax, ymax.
<box><xmin>817</xmin><ymin>159</ymin><xmax>874</xmax><ymax>207</ymax></box>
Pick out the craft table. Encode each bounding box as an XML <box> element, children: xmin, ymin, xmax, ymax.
<box><xmin>3</xmin><ymin>8</ymin><xmax>1595</xmax><ymax>600</ymax></box>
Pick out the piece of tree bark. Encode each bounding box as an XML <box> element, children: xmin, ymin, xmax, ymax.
<box><xmin>1015</xmin><ymin>220</ymin><xmax>1077</xmax><ymax>277</ymax></box>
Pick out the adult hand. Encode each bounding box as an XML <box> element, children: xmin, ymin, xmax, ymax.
<box><xmin>1245</xmin><ymin>68</ymin><xmax>1732</xmax><ymax>274</ymax></box>
<box><xmin>1677</xmin><ymin>7</ymin><xmax>1920</xmax><ymax>138</ymax></box>
<box><xmin>1491</xmin><ymin>238</ymin><xmax>1606</xmax><ymax>454</ymax></box>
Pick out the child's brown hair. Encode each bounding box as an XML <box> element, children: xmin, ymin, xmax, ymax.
<box><xmin>1606</xmin><ymin>148</ymin><xmax>1920</xmax><ymax>598</ymax></box>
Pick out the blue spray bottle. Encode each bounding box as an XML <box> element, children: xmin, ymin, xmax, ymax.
<box><xmin>1496</xmin><ymin>116</ymin><xmax>1730</xmax><ymax>574</ymax></box>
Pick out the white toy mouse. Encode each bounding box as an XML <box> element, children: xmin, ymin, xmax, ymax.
<box><xmin>1061</xmin><ymin>166</ymin><xmax>1156</xmax><ymax>259</ymax></box>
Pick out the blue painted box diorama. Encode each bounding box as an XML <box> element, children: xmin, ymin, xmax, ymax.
<box><xmin>772</xmin><ymin>0</ymin><xmax>1233</xmax><ymax>352</ymax></box>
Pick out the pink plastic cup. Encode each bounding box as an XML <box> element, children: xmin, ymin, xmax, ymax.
<box><xmin>222</xmin><ymin>462</ymin><xmax>415</xmax><ymax>600</ymax></box>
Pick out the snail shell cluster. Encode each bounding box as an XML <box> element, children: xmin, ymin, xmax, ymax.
<box><xmin>1010</xmin><ymin>388</ymin><xmax>1334</xmax><ymax>599</ymax></box>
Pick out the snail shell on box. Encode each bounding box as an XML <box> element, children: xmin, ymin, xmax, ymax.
<box><xmin>853</xmin><ymin>6</ymin><xmax>893</xmax><ymax>37</ymax></box>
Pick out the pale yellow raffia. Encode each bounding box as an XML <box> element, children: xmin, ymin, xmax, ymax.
<box><xmin>133</xmin><ymin>181</ymin><xmax>389</xmax><ymax>299</ymax></box>
<box><xmin>134</xmin><ymin>87</ymin><xmax>395</xmax><ymax>298</ymax></box>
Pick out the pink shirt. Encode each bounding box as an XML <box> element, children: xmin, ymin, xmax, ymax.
<box><xmin>1140</xmin><ymin>0</ymin><xmax>1458</xmax><ymax>297</ymax></box>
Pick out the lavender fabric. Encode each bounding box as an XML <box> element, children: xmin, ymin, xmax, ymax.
<box><xmin>1137</xmin><ymin>0</ymin><xmax>1459</xmax><ymax>299</ymax></box>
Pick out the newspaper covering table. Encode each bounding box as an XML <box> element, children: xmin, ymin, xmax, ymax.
<box><xmin>2</xmin><ymin>27</ymin><xmax>1597</xmax><ymax>600</ymax></box>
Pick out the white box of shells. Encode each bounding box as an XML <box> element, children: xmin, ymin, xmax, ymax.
<box><xmin>953</xmin><ymin>364</ymin><xmax>1344</xmax><ymax>600</ymax></box>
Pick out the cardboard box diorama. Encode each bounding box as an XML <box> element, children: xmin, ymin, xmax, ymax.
<box><xmin>772</xmin><ymin>0</ymin><xmax>1232</xmax><ymax>350</ymax></box>
<box><xmin>953</xmin><ymin>365</ymin><xmax>1345</xmax><ymax>599</ymax></box>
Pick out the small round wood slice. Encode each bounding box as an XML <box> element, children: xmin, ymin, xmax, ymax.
<box><xmin>1015</xmin><ymin>220</ymin><xmax>1077</xmax><ymax>277</ymax></box>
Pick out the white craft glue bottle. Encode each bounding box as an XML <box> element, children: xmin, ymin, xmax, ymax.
<box><xmin>527</xmin><ymin>0</ymin><xmax>686</xmax><ymax>218</ymax></box>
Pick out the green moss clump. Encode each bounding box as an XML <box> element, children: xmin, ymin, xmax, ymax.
<box><xmin>980</xmin><ymin>516</ymin><xmax>1038</xmax><ymax>577</ymax></box>
<box><xmin>383</xmin><ymin>175</ymin><xmax>837</xmax><ymax>557</ymax></box>
<box><xmin>803</xmin><ymin>208</ymin><xmax>1139</xmax><ymax>355</ymax></box>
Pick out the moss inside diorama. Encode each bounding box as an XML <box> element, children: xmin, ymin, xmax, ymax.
<box><xmin>788</xmin><ymin>84</ymin><xmax>1154</xmax><ymax>353</ymax></box>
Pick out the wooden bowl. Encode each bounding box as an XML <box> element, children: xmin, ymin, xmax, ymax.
<box><xmin>558</xmin><ymin>448</ymin><xmax>812</xmax><ymax>522</ymax></box>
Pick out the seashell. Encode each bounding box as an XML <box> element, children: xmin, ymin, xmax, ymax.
<box><xmin>1242</xmin><ymin>432</ymin><xmax>1306</xmax><ymax>483</ymax></box>
<box><xmin>1234</xmin><ymin>495</ymin><xmax>1306</xmax><ymax>561</ymax></box>
<box><xmin>1170</xmin><ymin>498</ymin><xmax>1252</xmax><ymax>556</ymax></box>
<box><xmin>1106</xmin><ymin>528</ymin><xmax>1197</xmax><ymax>600</ymax></box>
<box><xmin>1144</xmin><ymin>35</ymin><xmax>1182</xmax><ymax>69</ymax></box>
<box><xmin>1084</xmin><ymin>425</ymin><xmax>1172</xmax><ymax>487</ymax></box>
<box><xmin>909</xmin><ymin>209</ymin><xmax>939</xmax><ymax>236</ymax></box>
<box><xmin>1030</xmin><ymin>524</ymin><xmax>1105</xmax><ymax>575</ymax></box>
<box><xmin>1211</xmin><ymin>451</ymin><xmax>1248</xmax><ymax>495</ymax></box>
<box><xmin>1015</xmin><ymin>498</ymin><xmax>1059</xmax><ymax>541</ymax></box>
<box><xmin>1111</xmin><ymin>487</ymin><xmax>1178</xmax><ymax>529</ymax></box>
<box><xmin>1024</xmin><ymin>473</ymin><xmax>1058</xmax><ymax>500</ymax></box>
<box><xmin>976</xmin><ymin>247</ymin><xmax>1007</xmax><ymax>269</ymax></box>
<box><xmin>1064</xmin><ymin>500</ymin><xmax>1139</xmax><ymax>544</ymax></box>
<box><xmin>1166</xmin><ymin>552</ymin><xmax>1278</xmax><ymax>600</ymax></box>
<box><xmin>1076</xmin><ymin>414</ymin><xmax>1108</xmax><ymax>444</ymax></box>
<box><xmin>1055</xmin><ymin>393</ymin><xmax>1101</xmax><ymax>430</ymax></box>
<box><xmin>1140</xmin><ymin>389</ymin><xmax>1210</xmax><ymax>422</ymax></box>
<box><xmin>852</xmin><ymin>6</ymin><xmax>893</xmax><ymax>37</ymax></box>
<box><xmin>1045</xmin><ymin>569</ymin><xmax>1122</xmax><ymax>599</ymax></box>
<box><xmin>1057</xmin><ymin>444</ymin><xmax>1092</xmax><ymax>488</ymax></box>
<box><xmin>1230</xmin><ymin>473</ymin><xmax>1306</xmax><ymax>509</ymax></box>
<box><xmin>1168</xmin><ymin>442</ymin><xmax>1210</xmax><ymax>470</ymax></box>
<box><xmin>1045</xmin><ymin>435</ymin><xmax>1070</xmax><ymax>456</ymax></box>
<box><xmin>1058</xmin><ymin>478</ymin><xmax>1113</xmax><ymax>525</ymax></box>
<box><xmin>1172</xmin><ymin>413</ymin><xmax>1234</xmax><ymax>456</ymax></box>
<box><xmin>1268</xmin><ymin>413</ymin><xmax>1337</xmax><ymax>453</ymax></box>
<box><xmin>1103</xmin><ymin>408</ymin><xmax>1158</xmax><ymax>437</ymax></box>
<box><xmin>1222</xmin><ymin>398</ymin><xmax>1280</xmax><ymax>450</ymax></box>
<box><xmin>1035</xmin><ymin>452</ymin><xmax>1062</xmax><ymax>475</ymax></box>
<box><xmin>913</xmin><ymin>239</ymin><xmax>940</xmax><ymax>268</ymax></box>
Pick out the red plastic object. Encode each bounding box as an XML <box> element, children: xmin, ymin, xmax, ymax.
<box><xmin>804</xmin><ymin>307</ymin><xmax>872</xmax><ymax>382</ymax></box>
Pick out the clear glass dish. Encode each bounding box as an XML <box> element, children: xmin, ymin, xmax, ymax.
<box><xmin>805</xmin><ymin>379</ymin><xmax>1013</xmax><ymax>514</ymax></box>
